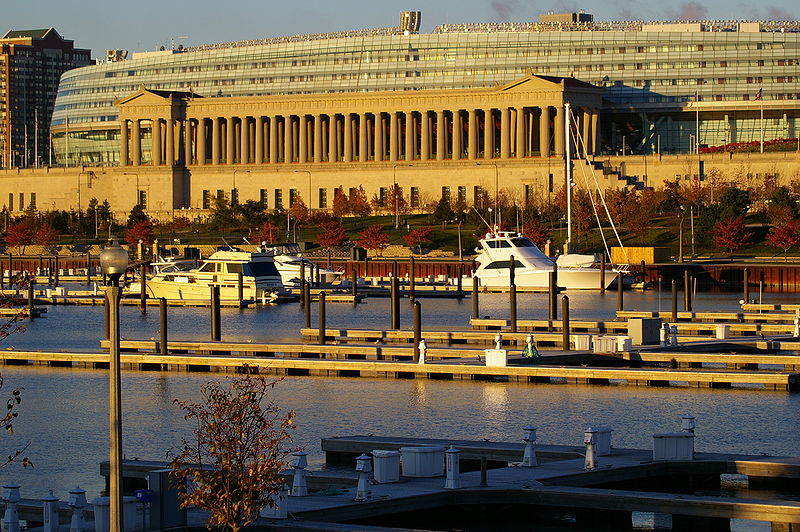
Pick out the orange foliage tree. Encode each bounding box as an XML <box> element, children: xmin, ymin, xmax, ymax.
<box><xmin>249</xmin><ymin>221</ymin><xmax>280</xmax><ymax>245</ymax></box>
<box><xmin>315</xmin><ymin>220</ymin><xmax>349</xmax><ymax>249</ymax></box>
<box><xmin>402</xmin><ymin>227</ymin><xmax>433</xmax><ymax>254</ymax></box>
<box><xmin>710</xmin><ymin>216</ymin><xmax>753</xmax><ymax>254</ymax></box>
<box><xmin>4</xmin><ymin>221</ymin><xmax>34</xmax><ymax>253</ymax></box>
<box><xmin>125</xmin><ymin>219</ymin><xmax>155</xmax><ymax>246</ymax></box>
<box><xmin>34</xmin><ymin>225</ymin><xmax>60</xmax><ymax>249</ymax></box>
<box><xmin>331</xmin><ymin>186</ymin><xmax>349</xmax><ymax>217</ymax></box>
<box><xmin>356</xmin><ymin>224</ymin><xmax>390</xmax><ymax>256</ymax></box>
<box><xmin>766</xmin><ymin>220</ymin><xmax>800</xmax><ymax>260</ymax></box>
<box><xmin>169</xmin><ymin>372</ymin><xmax>294</xmax><ymax>532</ymax></box>
<box><xmin>522</xmin><ymin>218</ymin><xmax>552</xmax><ymax>248</ymax></box>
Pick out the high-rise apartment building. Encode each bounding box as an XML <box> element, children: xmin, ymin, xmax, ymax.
<box><xmin>0</xmin><ymin>28</ymin><xmax>92</xmax><ymax>169</ymax></box>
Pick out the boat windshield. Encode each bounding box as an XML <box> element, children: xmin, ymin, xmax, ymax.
<box><xmin>243</xmin><ymin>261</ymin><xmax>280</xmax><ymax>277</ymax></box>
<box><xmin>486</xmin><ymin>240</ymin><xmax>512</xmax><ymax>248</ymax></box>
<box><xmin>484</xmin><ymin>260</ymin><xmax>526</xmax><ymax>269</ymax></box>
<box><xmin>511</xmin><ymin>238</ymin><xmax>536</xmax><ymax>248</ymax></box>
<box><xmin>160</xmin><ymin>262</ymin><xmax>195</xmax><ymax>273</ymax></box>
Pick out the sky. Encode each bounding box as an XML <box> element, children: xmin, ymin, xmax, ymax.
<box><xmin>5</xmin><ymin>0</ymin><xmax>799</xmax><ymax>59</ymax></box>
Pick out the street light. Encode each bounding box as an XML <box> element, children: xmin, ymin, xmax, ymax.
<box><xmin>99</xmin><ymin>237</ymin><xmax>129</xmax><ymax>532</ymax></box>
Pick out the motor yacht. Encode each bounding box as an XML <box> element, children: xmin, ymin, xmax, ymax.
<box><xmin>261</xmin><ymin>243</ymin><xmax>342</xmax><ymax>285</ymax></box>
<box><xmin>473</xmin><ymin>231</ymin><xmax>616</xmax><ymax>290</ymax></box>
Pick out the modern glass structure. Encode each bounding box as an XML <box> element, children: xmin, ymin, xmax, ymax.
<box><xmin>51</xmin><ymin>12</ymin><xmax>800</xmax><ymax>165</ymax></box>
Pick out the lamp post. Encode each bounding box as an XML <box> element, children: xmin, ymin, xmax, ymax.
<box><xmin>99</xmin><ymin>237</ymin><xmax>129</xmax><ymax>532</ymax></box>
<box><xmin>232</xmin><ymin>169</ymin><xmax>250</xmax><ymax>205</ymax></box>
<box><xmin>293</xmin><ymin>170</ymin><xmax>312</xmax><ymax>210</ymax></box>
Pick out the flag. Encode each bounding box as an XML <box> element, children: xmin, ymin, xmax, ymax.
<box><xmin>755</xmin><ymin>88</ymin><xmax>763</xmax><ymax>101</ymax></box>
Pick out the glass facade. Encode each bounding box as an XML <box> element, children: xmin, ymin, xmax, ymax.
<box><xmin>51</xmin><ymin>17</ymin><xmax>800</xmax><ymax>163</ymax></box>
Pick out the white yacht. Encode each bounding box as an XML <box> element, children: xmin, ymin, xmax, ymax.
<box><xmin>145</xmin><ymin>248</ymin><xmax>283</xmax><ymax>301</ymax></box>
<box><xmin>261</xmin><ymin>244</ymin><xmax>342</xmax><ymax>285</ymax></box>
<box><xmin>473</xmin><ymin>232</ymin><xmax>616</xmax><ymax>290</ymax></box>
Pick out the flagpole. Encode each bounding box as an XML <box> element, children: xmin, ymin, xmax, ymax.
<box><xmin>760</xmin><ymin>98</ymin><xmax>764</xmax><ymax>154</ymax></box>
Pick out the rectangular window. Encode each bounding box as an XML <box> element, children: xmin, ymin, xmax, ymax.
<box><xmin>202</xmin><ymin>190</ymin><xmax>211</xmax><ymax>209</ymax></box>
<box><xmin>378</xmin><ymin>187</ymin><xmax>387</xmax><ymax>208</ymax></box>
<box><xmin>524</xmin><ymin>185</ymin><xmax>533</xmax><ymax>207</ymax></box>
<box><xmin>29</xmin><ymin>193</ymin><xmax>36</xmax><ymax>210</ymax></box>
<box><xmin>138</xmin><ymin>190</ymin><xmax>147</xmax><ymax>209</ymax></box>
<box><xmin>473</xmin><ymin>185</ymin><xmax>483</xmax><ymax>206</ymax></box>
<box><xmin>19</xmin><ymin>193</ymin><xmax>24</xmax><ymax>211</ymax></box>
<box><xmin>259</xmin><ymin>189</ymin><xmax>268</xmax><ymax>208</ymax></box>
<box><xmin>410</xmin><ymin>187</ymin><xmax>420</xmax><ymax>209</ymax></box>
<box><xmin>274</xmin><ymin>189</ymin><xmax>283</xmax><ymax>210</ymax></box>
<box><xmin>7</xmin><ymin>193</ymin><xmax>12</xmax><ymax>211</ymax></box>
<box><xmin>230</xmin><ymin>188</ymin><xmax>239</xmax><ymax>205</ymax></box>
<box><xmin>457</xmin><ymin>186</ymin><xmax>466</xmax><ymax>205</ymax></box>
<box><xmin>441</xmin><ymin>186</ymin><xmax>451</xmax><ymax>201</ymax></box>
<box><xmin>288</xmin><ymin>188</ymin><xmax>297</xmax><ymax>207</ymax></box>
<box><xmin>318</xmin><ymin>187</ymin><xmax>327</xmax><ymax>209</ymax></box>
<box><xmin>216</xmin><ymin>189</ymin><xmax>224</xmax><ymax>202</ymax></box>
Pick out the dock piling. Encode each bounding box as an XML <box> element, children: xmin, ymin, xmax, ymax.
<box><xmin>391</xmin><ymin>276</ymin><xmax>400</xmax><ymax>330</ymax></box>
<box><xmin>562</xmin><ymin>295</ymin><xmax>570</xmax><ymax>351</ymax></box>
<box><xmin>139</xmin><ymin>264</ymin><xmax>147</xmax><ymax>315</ymax></box>
<box><xmin>684</xmin><ymin>270</ymin><xmax>693</xmax><ymax>312</ymax></box>
<box><xmin>671</xmin><ymin>279</ymin><xmax>678</xmax><ymax>322</ymax></box>
<box><xmin>509</xmin><ymin>254</ymin><xmax>516</xmax><ymax>287</ymax></box>
<box><xmin>53</xmin><ymin>255</ymin><xmax>59</xmax><ymax>287</ymax></box>
<box><xmin>319</xmin><ymin>292</ymin><xmax>327</xmax><ymax>346</ymax></box>
<box><xmin>303</xmin><ymin>283</ymin><xmax>311</xmax><ymax>328</ymax></box>
<box><xmin>210</xmin><ymin>286</ymin><xmax>221</xmax><ymax>341</ymax></box>
<box><xmin>457</xmin><ymin>264</ymin><xmax>463</xmax><ymax>297</ymax></box>
<box><xmin>351</xmin><ymin>270</ymin><xmax>357</xmax><ymax>298</ymax></box>
<box><xmin>744</xmin><ymin>268</ymin><xmax>750</xmax><ymax>303</ymax></box>
<box><xmin>237</xmin><ymin>273</ymin><xmax>244</xmax><ymax>307</ymax></box>
<box><xmin>409</xmin><ymin>257</ymin><xmax>415</xmax><ymax>301</ymax></box>
<box><xmin>510</xmin><ymin>283</ymin><xmax>518</xmax><ymax>333</ymax></box>
<box><xmin>300</xmin><ymin>261</ymin><xmax>306</xmax><ymax>290</ymax></box>
<box><xmin>617</xmin><ymin>272</ymin><xmax>623</xmax><ymax>312</ymax></box>
<box><xmin>87</xmin><ymin>252</ymin><xmax>92</xmax><ymax>283</ymax></box>
<box><xmin>413</xmin><ymin>300</ymin><xmax>421</xmax><ymax>362</ymax></box>
<box><xmin>160</xmin><ymin>298</ymin><xmax>168</xmax><ymax>356</ymax></box>
<box><xmin>549</xmin><ymin>271</ymin><xmax>558</xmax><ymax>321</ymax></box>
<box><xmin>472</xmin><ymin>277</ymin><xmax>479</xmax><ymax>319</ymax></box>
<box><xmin>27</xmin><ymin>281</ymin><xmax>34</xmax><ymax>316</ymax></box>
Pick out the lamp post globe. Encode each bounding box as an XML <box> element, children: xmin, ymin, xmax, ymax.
<box><xmin>99</xmin><ymin>238</ymin><xmax>128</xmax><ymax>285</ymax></box>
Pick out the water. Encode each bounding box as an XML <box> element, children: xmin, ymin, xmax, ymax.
<box><xmin>1</xmin><ymin>288</ymin><xmax>799</xmax><ymax>505</ymax></box>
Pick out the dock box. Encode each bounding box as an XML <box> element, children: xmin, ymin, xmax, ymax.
<box><xmin>573</xmin><ymin>334</ymin><xmax>593</xmax><ymax>351</ymax></box>
<box><xmin>589</xmin><ymin>427</ymin><xmax>613</xmax><ymax>456</ymax></box>
<box><xmin>484</xmin><ymin>349</ymin><xmax>508</xmax><ymax>367</ymax></box>
<box><xmin>400</xmin><ymin>446</ymin><xmax>445</xmax><ymax>477</ymax></box>
<box><xmin>371</xmin><ymin>450</ymin><xmax>401</xmax><ymax>483</ymax></box>
<box><xmin>627</xmin><ymin>318</ymin><xmax>661</xmax><ymax>345</ymax></box>
<box><xmin>653</xmin><ymin>433</ymin><xmax>695</xmax><ymax>461</ymax></box>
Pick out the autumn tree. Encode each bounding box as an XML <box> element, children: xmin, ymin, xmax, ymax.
<box><xmin>4</xmin><ymin>221</ymin><xmax>34</xmax><ymax>253</ymax></box>
<box><xmin>34</xmin><ymin>224</ymin><xmax>60</xmax><ymax>250</ymax></box>
<box><xmin>248</xmin><ymin>221</ymin><xmax>279</xmax><ymax>245</ymax></box>
<box><xmin>402</xmin><ymin>227</ymin><xmax>433</xmax><ymax>255</ymax></box>
<box><xmin>710</xmin><ymin>216</ymin><xmax>753</xmax><ymax>254</ymax></box>
<box><xmin>766</xmin><ymin>220</ymin><xmax>800</xmax><ymax>260</ymax></box>
<box><xmin>315</xmin><ymin>220</ymin><xmax>349</xmax><ymax>249</ymax></box>
<box><xmin>169</xmin><ymin>372</ymin><xmax>294</xmax><ymax>532</ymax></box>
<box><xmin>522</xmin><ymin>218</ymin><xmax>552</xmax><ymax>248</ymax></box>
<box><xmin>348</xmin><ymin>186</ymin><xmax>371</xmax><ymax>217</ymax></box>
<box><xmin>389</xmin><ymin>184</ymin><xmax>409</xmax><ymax>215</ymax></box>
<box><xmin>125</xmin><ymin>219</ymin><xmax>156</xmax><ymax>246</ymax></box>
<box><xmin>289</xmin><ymin>194</ymin><xmax>309</xmax><ymax>224</ymax></box>
<box><xmin>356</xmin><ymin>224</ymin><xmax>390</xmax><ymax>256</ymax></box>
<box><xmin>332</xmin><ymin>186</ymin><xmax>349</xmax><ymax>217</ymax></box>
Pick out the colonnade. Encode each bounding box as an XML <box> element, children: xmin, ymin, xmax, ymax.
<box><xmin>118</xmin><ymin>105</ymin><xmax>599</xmax><ymax>167</ymax></box>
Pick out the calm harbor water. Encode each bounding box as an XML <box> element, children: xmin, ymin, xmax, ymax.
<box><xmin>0</xmin><ymin>288</ymin><xmax>798</xmax><ymax>522</ymax></box>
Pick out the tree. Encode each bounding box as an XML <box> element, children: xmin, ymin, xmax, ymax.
<box><xmin>289</xmin><ymin>194</ymin><xmax>309</xmax><ymax>224</ymax></box>
<box><xmin>315</xmin><ymin>220</ymin><xmax>349</xmax><ymax>249</ymax></box>
<box><xmin>127</xmin><ymin>203</ymin><xmax>149</xmax><ymax>228</ymax></box>
<box><xmin>4</xmin><ymin>221</ymin><xmax>34</xmax><ymax>253</ymax></box>
<box><xmin>356</xmin><ymin>224</ymin><xmax>390</xmax><ymax>256</ymax></box>
<box><xmin>717</xmin><ymin>187</ymin><xmax>750</xmax><ymax>221</ymax></box>
<box><xmin>432</xmin><ymin>197</ymin><xmax>454</xmax><ymax>224</ymax></box>
<box><xmin>522</xmin><ymin>218</ymin><xmax>552</xmax><ymax>248</ymax></box>
<box><xmin>402</xmin><ymin>227</ymin><xmax>433</xmax><ymax>255</ymax></box>
<box><xmin>169</xmin><ymin>372</ymin><xmax>294</xmax><ymax>532</ymax></box>
<box><xmin>332</xmin><ymin>186</ymin><xmax>349</xmax><ymax>217</ymax></box>
<box><xmin>710</xmin><ymin>216</ymin><xmax>753</xmax><ymax>254</ymax></box>
<box><xmin>348</xmin><ymin>186</ymin><xmax>371</xmax><ymax>217</ymax></box>
<box><xmin>389</xmin><ymin>184</ymin><xmax>409</xmax><ymax>215</ymax></box>
<box><xmin>125</xmin><ymin>219</ymin><xmax>156</xmax><ymax>246</ymax></box>
<box><xmin>34</xmin><ymin>224</ymin><xmax>60</xmax><ymax>249</ymax></box>
<box><xmin>766</xmin><ymin>220</ymin><xmax>800</xmax><ymax>260</ymax></box>
<box><xmin>249</xmin><ymin>221</ymin><xmax>279</xmax><ymax>245</ymax></box>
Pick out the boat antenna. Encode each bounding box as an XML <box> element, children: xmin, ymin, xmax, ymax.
<box><xmin>220</xmin><ymin>235</ymin><xmax>234</xmax><ymax>251</ymax></box>
<box><xmin>472</xmin><ymin>207</ymin><xmax>494</xmax><ymax>235</ymax></box>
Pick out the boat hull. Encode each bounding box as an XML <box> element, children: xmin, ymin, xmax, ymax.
<box><xmin>476</xmin><ymin>268</ymin><xmax>618</xmax><ymax>290</ymax></box>
<box><xmin>145</xmin><ymin>278</ymin><xmax>279</xmax><ymax>301</ymax></box>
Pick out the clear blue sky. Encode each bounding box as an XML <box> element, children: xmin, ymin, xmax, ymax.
<box><xmin>6</xmin><ymin>0</ymin><xmax>799</xmax><ymax>59</ymax></box>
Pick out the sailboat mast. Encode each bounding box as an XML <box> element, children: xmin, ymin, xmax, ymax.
<box><xmin>565</xmin><ymin>102</ymin><xmax>572</xmax><ymax>254</ymax></box>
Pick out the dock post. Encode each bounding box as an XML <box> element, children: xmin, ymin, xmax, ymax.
<box><xmin>457</xmin><ymin>264</ymin><xmax>463</xmax><ymax>298</ymax></box>
<box><xmin>600</xmin><ymin>253</ymin><xmax>606</xmax><ymax>293</ymax></box>
<box><xmin>413</xmin><ymin>300</ymin><xmax>421</xmax><ymax>362</ymax></box>
<box><xmin>409</xmin><ymin>257</ymin><xmax>415</xmax><ymax>301</ymax></box>
<box><xmin>211</xmin><ymin>286</ymin><xmax>221</xmax><ymax>341</ymax></box>
<box><xmin>617</xmin><ymin>272</ymin><xmax>623</xmax><ymax>312</ymax></box>
<box><xmin>472</xmin><ymin>277</ymin><xmax>479</xmax><ymax>319</ymax></box>
<box><xmin>38</xmin><ymin>255</ymin><xmax>43</xmax><ymax>276</ymax></box>
<box><xmin>318</xmin><ymin>292</ymin><xmax>327</xmax><ymax>345</ymax></box>
<box><xmin>27</xmin><ymin>281</ymin><xmax>34</xmax><ymax>317</ymax></box>
<box><xmin>139</xmin><ymin>264</ymin><xmax>147</xmax><ymax>315</ymax></box>
<box><xmin>351</xmin><ymin>270</ymin><xmax>357</xmax><ymax>298</ymax></box>
<box><xmin>237</xmin><ymin>272</ymin><xmax>244</xmax><ymax>307</ymax></box>
<box><xmin>562</xmin><ymin>295</ymin><xmax>570</xmax><ymax>351</ymax></box>
<box><xmin>683</xmin><ymin>270</ymin><xmax>692</xmax><ymax>312</ymax></box>
<box><xmin>300</xmin><ymin>261</ymin><xmax>306</xmax><ymax>289</ymax></box>
<box><xmin>671</xmin><ymin>279</ymin><xmax>678</xmax><ymax>322</ymax></box>
<box><xmin>743</xmin><ymin>268</ymin><xmax>750</xmax><ymax>303</ymax></box>
<box><xmin>391</xmin><ymin>276</ymin><xmax>400</xmax><ymax>330</ymax></box>
<box><xmin>510</xmin><ymin>283</ymin><xmax>518</xmax><ymax>333</ymax></box>
<box><xmin>549</xmin><ymin>271</ymin><xmax>558</xmax><ymax>322</ymax></box>
<box><xmin>87</xmin><ymin>252</ymin><xmax>92</xmax><ymax>283</ymax></box>
<box><xmin>509</xmin><ymin>254</ymin><xmax>516</xmax><ymax>287</ymax></box>
<box><xmin>315</xmin><ymin>264</ymin><xmax>321</xmax><ymax>286</ymax></box>
<box><xmin>392</xmin><ymin>260</ymin><xmax>399</xmax><ymax>295</ymax></box>
<box><xmin>299</xmin><ymin>279</ymin><xmax>306</xmax><ymax>308</ymax></box>
<box><xmin>53</xmin><ymin>255</ymin><xmax>59</xmax><ymax>287</ymax></box>
<box><xmin>303</xmin><ymin>283</ymin><xmax>311</xmax><ymax>328</ymax></box>
<box><xmin>160</xmin><ymin>298</ymin><xmax>168</xmax><ymax>356</ymax></box>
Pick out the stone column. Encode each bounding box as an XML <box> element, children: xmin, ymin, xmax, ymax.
<box><xmin>269</xmin><ymin>116</ymin><xmax>278</xmax><ymax>164</ymax></box>
<box><xmin>254</xmin><ymin>116</ymin><xmax>264</xmax><ymax>164</ymax></box>
<box><xmin>119</xmin><ymin>119</ymin><xmax>129</xmax><ymax>166</ymax></box>
<box><xmin>516</xmin><ymin>107</ymin><xmax>526</xmax><ymax>158</ymax></box>
<box><xmin>539</xmin><ymin>107</ymin><xmax>550</xmax><ymax>157</ymax></box>
<box><xmin>554</xmin><ymin>105</ymin><xmax>565</xmax><ymax>156</ymax></box>
<box><xmin>313</xmin><ymin>115</ymin><xmax>323</xmax><ymax>163</ymax></box>
<box><xmin>591</xmin><ymin>110</ymin><xmax>599</xmax><ymax>155</ymax></box>
<box><xmin>165</xmin><ymin>118</ymin><xmax>175</xmax><ymax>166</ymax></box>
<box><xmin>436</xmin><ymin>110</ymin><xmax>446</xmax><ymax>160</ymax></box>
<box><xmin>344</xmin><ymin>113</ymin><xmax>353</xmax><ymax>162</ymax></box>
<box><xmin>483</xmin><ymin>109</ymin><xmax>494</xmax><ymax>159</ymax></box>
<box><xmin>296</xmin><ymin>115</ymin><xmax>306</xmax><ymax>164</ymax></box>
<box><xmin>375</xmin><ymin>113</ymin><xmax>384</xmax><ymax>162</ymax></box>
<box><xmin>197</xmin><ymin>119</ymin><xmax>206</xmax><ymax>165</ymax></box>
<box><xmin>420</xmin><ymin>111</ymin><xmax>430</xmax><ymax>161</ymax></box>
<box><xmin>284</xmin><ymin>116</ymin><xmax>294</xmax><ymax>163</ymax></box>
<box><xmin>500</xmin><ymin>108</ymin><xmax>511</xmax><ymax>159</ymax></box>
<box><xmin>211</xmin><ymin>117</ymin><xmax>221</xmax><ymax>165</ymax></box>
<box><xmin>183</xmin><ymin>119</ymin><xmax>192</xmax><ymax>165</ymax></box>
<box><xmin>238</xmin><ymin>116</ymin><xmax>248</xmax><ymax>164</ymax></box>
<box><xmin>225</xmin><ymin>117</ymin><xmax>235</xmax><ymax>165</ymax></box>
<box><xmin>468</xmin><ymin>109</ymin><xmax>478</xmax><ymax>160</ymax></box>
<box><xmin>403</xmin><ymin>111</ymin><xmax>413</xmax><ymax>161</ymax></box>
<box><xmin>328</xmin><ymin>114</ymin><xmax>337</xmax><ymax>162</ymax></box>
<box><xmin>151</xmin><ymin>119</ymin><xmax>162</xmax><ymax>166</ymax></box>
<box><xmin>389</xmin><ymin>112</ymin><xmax>399</xmax><ymax>162</ymax></box>
<box><xmin>359</xmin><ymin>113</ymin><xmax>369</xmax><ymax>162</ymax></box>
<box><xmin>131</xmin><ymin>119</ymin><xmax>141</xmax><ymax>166</ymax></box>
<box><xmin>452</xmin><ymin>110</ymin><xmax>462</xmax><ymax>160</ymax></box>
